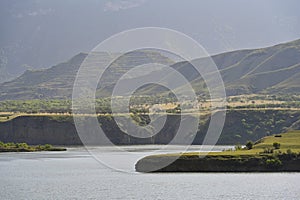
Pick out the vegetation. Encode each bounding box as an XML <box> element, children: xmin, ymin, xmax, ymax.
<box><xmin>245</xmin><ymin>141</ymin><xmax>253</xmax><ymax>150</ymax></box>
<box><xmin>136</xmin><ymin>131</ymin><xmax>300</xmax><ymax>172</ymax></box>
<box><xmin>234</xmin><ymin>144</ymin><xmax>242</xmax><ymax>150</ymax></box>
<box><xmin>0</xmin><ymin>141</ymin><xmax>66</xmax><ymax>152</ymax></box>
<box><xmin>2</xmin><ymin>93</ymin><xmax>300</xmax><ymax>115</ymax></box>
<box><xmin>273</xmin><ymin>142</ymin><xmax>281</xmax><ymax>149</ymax></box>
<box><xmin>0</xmin><ymin>97</ymin><xmax>178</xmax><ymax>115</ymax></box>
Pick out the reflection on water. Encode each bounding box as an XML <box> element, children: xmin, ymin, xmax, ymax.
<box><xmin>0</xmin><ymin>146</ymin><xmax>299</xmax><ymax>200</ymax></box>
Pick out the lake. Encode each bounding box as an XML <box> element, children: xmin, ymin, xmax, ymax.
<box><xmin>0</xmin><ymin>146</ymin><xmax>299</xmax><ymax>200</ymax></box>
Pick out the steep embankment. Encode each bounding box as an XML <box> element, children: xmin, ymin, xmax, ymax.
<box><xmin>1</xmin><ymin>110</ymin><xmax>300</xmax><ymax>145</ymax></box>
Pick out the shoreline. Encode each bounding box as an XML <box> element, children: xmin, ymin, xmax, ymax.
<box><xmin>135</xmin><ymin>153</ymin><xmax>300</xmax><ymax>173</ymax></box>
<box><xmin>0</xmin><ymin>142</ymin><xmax>67</xmax><ymax>153</ymax></box>
<box><xmin>135</xmin><ymin>131</ymin><xmax>300</xmax><ymax>173</ymax></box>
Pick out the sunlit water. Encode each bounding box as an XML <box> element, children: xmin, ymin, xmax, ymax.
<box><xmin>0</xmin><ymin>146</ymin><xmax>299</xmax><ymax>200</ymax></box>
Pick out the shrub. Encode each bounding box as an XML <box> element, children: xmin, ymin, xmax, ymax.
<box><xmin>265</xmin><ymin>158</ymin><xmax>282</xmax><ymax>168</ymax></box>
<box><xmin>36</xmin><ymin>145</ymin><xmax>42</xmax><ymax>150</ymax></box>
<box><xmin>44</xmin><ymin>144</ymin><xmax>52</xmax><ymax>150</ymax></box>
<box><xmin>245</xmin><ymin>141</ymin><xmax>253</xmax><ymax>150</ymax></box>
<box><xmin>273</xmin><ymin>142</ymin><xmax>281</xmax><ymax>149</ymax></box>
<box><xmin>19</xmin><ymin>143</ymin><xmax>29</xmax><ymax>149</ymax></box>
<box><xmin>286</xmin><ymin>149</ymin><xmax>293</xmax><ymax>154</ymax></box>
<box><xmin>235</xmin><ymin>144</ymin><xmax>242</xmax><ymax>151</ymax></box>
<box><xmin>7</xmin><ymin>142</ymin><xmax>15</xmax><ymax>147</ymax></box>
<box><xmin>263</xmin><ymin>148</ymin><xmax>274</xmax><ymax>154</ymax></box>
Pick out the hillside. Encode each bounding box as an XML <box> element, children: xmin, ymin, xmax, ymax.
<box><xmin>0</xmin><ymin>39</ymin><xmax>300</xmax><ymax>100</ymax></box>
<box><xmin>0</xmin><ymin>50</ymin><xmax>173</xmax><ymax>100</ymax></box>
<box><xmin>0</xmin><ymin>53</ymin><xmax>87</xmax><ymax>100</ymax></box>
<box><xmin>141</xmin><ymin>38</ymin><xmax>300</xmax><ymax>96</ymax></box>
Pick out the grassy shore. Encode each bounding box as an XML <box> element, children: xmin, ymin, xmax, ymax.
<box><xmin>0</xmin><ymin>142</ymin><xmax>66</xmax><ymax>152</ymax></box>
<box><xmin>136</xmin><ymin>130</ymin><xmax>300</xmax><ymax>172</ymax></box>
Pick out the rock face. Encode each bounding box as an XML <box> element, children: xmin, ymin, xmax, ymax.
<box><xmin>0</xmin><ymin>115</ymin><xmax>182</xmax><ymax>145</ymax></box>
<box><xmin>0</xmin><ymin>116</ymin><xmax>81</xmax><ymax>145</ymax></box>
<box><xmin>0</xmin><ymin>110</ymin><xmax>300</xmax><ymax>145</ymax></box>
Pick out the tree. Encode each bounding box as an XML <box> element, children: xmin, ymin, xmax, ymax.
<box><xmin>273</xmin><ymin>142</ymin><xmax>281</xmax><ymax>149</ymax></box>
<box><xmin>245</xmin><ymin>141</ymin><xmax>253</xmax><ymax>150</ymax></box>
<box><xmin>286</xmin><ymin>149</ymin><xmax>293</xmax><ymax>154</ymax></box>
<box><xmin>235</xmin><ymin>144</ymin><xmax>242</xmax><ymax>150</ymax></box>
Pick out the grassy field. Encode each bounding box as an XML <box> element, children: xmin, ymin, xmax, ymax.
<box><xmin>217</xmin><ymin>130</ymin><xmax>299</xmax><ymax>155</ymax></box>
<box><xmin>150</xmin><ymin>130</ymin><xmax>300</xmax><ymax>158</ymax></box>
<box><xmin>253</xmin><ymin>130</ymin><xmax>300</xmax><ymax>150</ymax></box>
<box><xmin>212</xmin><ymin>130</ymin><xmax>300</xmax><ymax>155</ymax></box>
<box><xmin>136</xmin><ymin>131</ymin><xmax>300</xmax><ymax>172</ymax></box>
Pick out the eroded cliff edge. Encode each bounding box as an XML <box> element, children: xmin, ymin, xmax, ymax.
<box><xmin>1</xmin><ymin>110</ymin><xmax>300</xmax><ymax>145</ymax></box>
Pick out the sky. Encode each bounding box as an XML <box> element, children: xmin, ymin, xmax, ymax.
<box><xmin>0</xmin><ymin>0</ymin><xmax>300</xmax><ymax>81</ymax></box>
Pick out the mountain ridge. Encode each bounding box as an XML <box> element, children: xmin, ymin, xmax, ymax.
<box><xmin>1</xmin><ymin>39</ymin><xmax>300</xmax><ymax>100</ymax></box>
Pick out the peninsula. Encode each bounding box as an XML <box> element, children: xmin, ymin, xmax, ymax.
<box><xmin>135</xmin><ymin>130</ymin><xmax>300</xmax><ymax>172</ymax></box>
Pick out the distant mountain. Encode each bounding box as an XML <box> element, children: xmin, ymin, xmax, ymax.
<box><xmin>217</xmin><ymin>39</ymin><xmax>300</xmax><ymax>95</ymax></box>
<box><xmin>2</xmin><ymin>0</ymin><xmax>299</xmax><ymax>83</ymax></box>
<box><xmin>0</xmin><ymin>50</ymin><xmax>174</xmax><ymax>100</ymax></box>
<box><xmin>141</xmin><ymin>38</ymin><xmax>300</xmax><ymax>96</ymax></box>
<box><xmin>0</xmin><ymin>53</ymin><xmax>87</xmax><ymax>100</ymax></box>
<box><xmin>0</xmin><ymin>39</ymin><xmax>300</xmax><ymax>101</ymax></box>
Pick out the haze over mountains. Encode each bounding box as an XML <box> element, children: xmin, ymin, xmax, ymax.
<box><xmin>1</xmin><ymin>0</ymin><xmax>299</xmax><ymax>83</ymax></box>
<box><xmin>0</xmin><ymin>39</ymin><xmax>300</xmax><ymax>101</ymax></box>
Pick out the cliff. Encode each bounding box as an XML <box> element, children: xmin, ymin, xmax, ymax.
<box><xmin>0</xmin><ymin>116</ymin><xmax>81</xmax><ymax>145</ymax></box>
<box><xmin>0</xmin><ymin>110</ymin><xmax>300</xmax><ymax>145</ymax></box>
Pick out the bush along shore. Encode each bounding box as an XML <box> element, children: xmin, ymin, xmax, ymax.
<box><xmin>0</xmin><ymin>141</ymin><xmax>66</xmax><ymax>152</ymax></box>
<box><xmin>136</xmin><ymin>131</ymin><xmax>300</xmax><ymax>172</ymax></box>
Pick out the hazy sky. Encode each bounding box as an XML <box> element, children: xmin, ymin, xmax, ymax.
<box><xmin>0</xmin><ymin>0</ymin><xmax>300</xmax><ymax>79</ymax></box>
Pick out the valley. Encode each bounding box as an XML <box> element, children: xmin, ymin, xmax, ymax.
<box><xmin>1</xmin><ymin>39</ymin><xmax>300</xmax><ymax>149</ymax></box>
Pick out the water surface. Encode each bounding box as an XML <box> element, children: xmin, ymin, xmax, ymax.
<box><xmin>0</xmin><ymin>146</ymin><xmax>299</xmax><ymax>200</ymax></box>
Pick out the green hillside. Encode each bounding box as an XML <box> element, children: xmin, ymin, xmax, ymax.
<box><xmin>140</xmin><ymin>39</ymin><xmax>300</xmax><ymax>96</ymax></box>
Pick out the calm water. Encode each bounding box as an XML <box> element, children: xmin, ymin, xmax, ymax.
<box><xmin>1</xmin><ymin>146</ymin><xmax>299</xmax><ymax>200</ymax></box>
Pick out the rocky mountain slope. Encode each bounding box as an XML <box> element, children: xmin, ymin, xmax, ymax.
<box><xmin>0</xmin><ymin>39</ymin><xmax>300</xmax><ymax>100</ymax></box>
